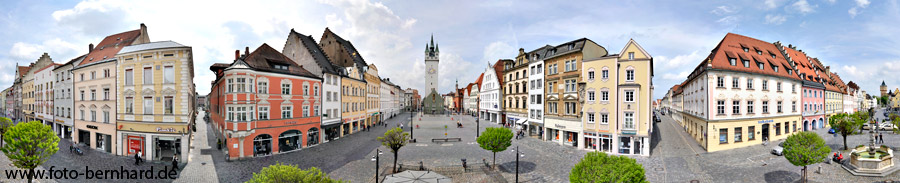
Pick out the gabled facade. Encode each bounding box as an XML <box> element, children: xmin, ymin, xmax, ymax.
<box><xmin>527</xmin><ymin>46</ymin><xmax>551</xmax><ymax>138</ymax></box>
<box><xmin>53</xmin><ymin>54</ymin><xmax>86</xmax><ymax>140</ymax></box>
<box><xmin>34</xmin><ymin>62</ymin><xmax>60</xmax><ymax>133</ymax></box>
<box><xmin>543</xmin><ymin>38</ymin><xmax>608</xmax><ymax>148</ymax></box>
<box><xmin>282</xmin><ymin>29</ymin><xmax>343</xmax><ymax>142</ymax></box>
<box><xmin>479</xmin><ymin>60</ymin><xmax>504</xmax><ymax>124</ymax></box>
<box><xmin>778</xmin><ymin>43</ymin><xmax>826</xmax><ymax>131</ymax></box>
<box><xmin>365</xmin><ymin>64</ymin><xmax>381</xmax><ymax>125</ymax></box>
<box><xmin>319</xmin><ymin>28</ymin><xmax>368</xmax><ymax>136</ymax></box>
<box><xmin>208</xmin><ymin>44</ymin><xmax>322</xmax><ymax>160</ymax></box>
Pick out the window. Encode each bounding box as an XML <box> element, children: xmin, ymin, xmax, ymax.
<box><xmin>103</xmin><ymin>111</ymin><xmax>109</xmax><ymax>123</ymax></box>
<box><xmin>236</xmin><ymin>78</ymin><xmax>246</xmax><ymax>92</ymax></box>
<box><xmin>749</xmin><ymin>126</ymin><xmax>756</xmax><ymax>140</ymax></box>
<box><xmin>303</xmin><ymin>84</ymin><xmax>309</xmax><ymax>96</ymax></box>
<box><xmin>588</xmin><ymin>91</ymin><xmax>595</xmax><ymax>101</ymax></box>
<box><xmin>565</xmin><ymin>79</ymin><xmax>576</xmax><ymax>92</ymax></box>
<box><xmin>91</xmin><ymin>110</ymin><xmax>96</xmax><ymax>122</ymax></box>
<box><xmin>258</xmin><ymin>82</ymin><xmax>267</xmax><ymax>93</ymax></box>
<box><xmin>227</xmin><ymin>107</ymin><xmax>234</xmax><ymax>121</ymax></box>
<box><xmin>624</xmin><ymin>112</ymin><xmax>634</xmax><ymax>129</ymax></box>
<box><xmin>757</xmin><ymin>62</ymin><xmax>764</xmax><ymax>70</ymax></box>
<box><xmin>302</xmin><ymin>106</ymin><xmax>309</xmax><ymax>117</ymax></box>
<box><xmin>777</xmin><ymin>101</ymin><xmax>783</xmax><ymax>113</ymax></box>
<box><xmin>282</xmin><ymin>106</ymin><xmax>292</xmax><ymax>119</ymax></box>
<box><xmin>742</xmin><ymin>59</ymin><xmax>750</xmax><ymax>67</ymax></box>
<box><xmin>144</xmin><ymin>97</ymin><xmax>153</xmax><ymax>114</ymax></box>
<box><xmin>773</xmin><ymin>66</ymin><xmax>779</xmax><ymax>73</ymax></box>
<box><xmin>747</xmin><ymin>101</ymin><xmax>754</xmax><ymax>114</ymax></box>
<box><xmin>143</xmin><ymin>67</ymin><xmax>152</xmax><ymax>84</ymax></box>
<box><xmin>282</xmin><ymin>83</ymin><xmax>291</xmax><ymax>94</ymax></box>
<box><xmin>720</xmin><ymin>128</ymin><xmax>728</xmax><ymax>144</ymax></box>
<box><xmin>626</xmin><ymin>70</ymin><xmax>635</xmax><ymax>81</ymax></box>
<box><xmin>762</xmin><ymin>101</ymin><xmax>769</xmax><ymax>113</ymax></box>
<box><xmin>314</xmin><ymin>105</ymin><xmax>320</xmax><ymax>116</ymax></box>
<box><xmin>227</xmin><ymin>79</ymin><xmax>233</xmax><ymax>92</ymax></box>
<box><xmin>743</xmin><ymin>47</ymin><xmax>749</xmax><ymax>52</ymax></box>
<box><xmin>274</xmin><ymin>64</ymin><xmax>289</xmax><ymax>70</ymax></box>
<box><xmin>103</xmin><ymin>88</ymin><xmax>109</xmax><ymax>100</ymax></box>
<box><xmin>565</xmin><ymin>102</ymin><xmax>576</xmax><ymax>115</ymax></box>
<box><xmin>91</xmin><ymin>71</ymin><xmax>95</xmax><ymax>79</ymax></box>
<box><xmin>785</xmin><ymin>122</ymin><xmax>791</xmax><ymax>134</ymax></box>
<box><xmin>625</xmin><ymin>91</ymin><xmax>634</xmax><ymax>102</ymax></box>
<box><xmin>717</xmin><ymin>77</ymin><xmax>724</xmax><ymax>88</ymax></box>
<box><xmin>125</xmin><ymin>97</ymin><xmax>133</xmax><ymax>114</ymax></box>
<box><xmin>732</xmin><ymin>78</ymin><xmax>739</xmax><ymax>88</ymax></box>
<box><xmin>80</xmin><ymin>110</ymin><xmax>84</xmax><ymax>120</ymax></box>
<box><xmin>747</xmin><ymin>78</ymin><xmax>753</xmax><ymax>89</ymax></box>
<box><xmin>548</xmin><ymin>102</ymin><xmax>557</xmax><ymax>114</ymax></box>
<box><xmin>762</xmin><ymin>80</ymin><xmax>768</xmax><ymax>90</ymax></box>
<box><xmin>601</xmin><ymin>91</ymin><xmax>609</xmax><ymax>101</ymax></box>
<box><xmin>587</xmin><ymin>113</ymin><xmax>595</xmax><ymax>123</ymax></box>
<box><xmin>792</xmin><ymin>101</ymin><xmax>797</xmax><ymax>112</ymax></box>
<box><xmin>314</xmin><ymin>85</ymin><xmax>319</xmax><ymax>96</ymax></box>
<box><xmin>717</xmin><ymin>100</ymin><xmax>725</xmax><ymax>115</ymax></box>
<box><xmin>588</xmin><ymin>71</ymin><xmax>595</xmax><ymax>80</ymax></box>
<box><xmin>734</xmin><ymin>127</ymin><xmax>743</xmax><ymax>142</ymax></box>
<box><xmin>601</xmin><ymin>114</ymin><xmax>608</xmax><ymax>124</ymax></box>
<box><xmin>164</xmin><ymin>96</ymin><xmax>173</xmax><ymax>114</ymax></box>
<box><xmin>729</xmin><ymin>58</ymin><xmax>736</xmax><ymax>66</ymax></box>
<box><xmin>602</xmin><ymin>70</ymin><xmax>609</xmax><ymax>79</ymax></box>
<box><xmin>777</xmin><ymin>82</ymin><xmax>782</xmax><ymax>91</ymax></box>
<box><xmin>628</xmin><ymin>52</ymin><xmax>635</xmax><ymax>60</ymax></box>
<box><xmin>90</xmin><ymin>90</ymin><xmax>96</xmax><ymax>101</ymax></box>
<box><xmin>164</xmin><ymin>66</ymin><xmax>174</xmax><ymax>83</ymax></box>
<box><xmin>733</xmin><ymin>101</ymin><xmax>740</xmax><ymax>114</ymax></box>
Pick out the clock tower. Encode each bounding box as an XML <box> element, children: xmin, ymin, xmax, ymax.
<box><xmin>425</xmin><ymin>35</ymin><xmax>439</xmax><ymax>93</ymax></box>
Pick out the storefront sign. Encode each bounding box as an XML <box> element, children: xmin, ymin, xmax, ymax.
<box><xmin>555</xmin><ymin>124</ymin><xmax>566</xmax><ymax>129</ymax></box>
<box><xmin>127</xmin><ymin>135</ymin><xmax>144</xmax><ymax>155</ymax></box>
<box><xmin>157</xmin><ymin>127</ymin><xmax>176</xmax><ymax>132</ymax></box>
<box><xmin>285</xmin><ymin>121</ymin><xmax>297</xmax><ymax>125</ymax></box>
<box><xmin>757</xmin><ymin>119</ymin><xmax>774</xmax><ymax>124</ymax></box>
<box><xmin>86</xmin><ymin>125</ymin><xmax>98</xmax><ymax>130</ymax></box>
<box><xmin>55</xmin><ymin>119</ymin><xmax>64</xmax><ymax>123</ymax></box>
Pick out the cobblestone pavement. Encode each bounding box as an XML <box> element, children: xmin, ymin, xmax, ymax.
<box><xmin>174</xmin><ymin>110</ymin><xmax>218</xmax><ymax>182</ymax></box>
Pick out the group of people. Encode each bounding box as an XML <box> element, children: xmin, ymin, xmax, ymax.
<box><xmin>133</xmin><ymin>151</ymin><xmax>180</xmax><ymax>171</ymax></box>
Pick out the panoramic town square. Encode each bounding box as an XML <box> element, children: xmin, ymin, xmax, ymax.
<box><xmin>2</xmin><ymin>0</ymin><xmax>900</xmax><ymax>182</ymax></box>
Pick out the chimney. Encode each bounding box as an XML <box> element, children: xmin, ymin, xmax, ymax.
<box><xmin>89</xmin><ymin>43</ymin><xmax>94</xmax><ymax>52</ymax></box>
<box><xmin>245</xmin><ymin>47</ymin><xmax>250</xmax><ymax>56</ymax></box>
<box><xmin>235</xmin><ymin>50</ymin><xmax>240</xmax><ymax>60</ymax></box>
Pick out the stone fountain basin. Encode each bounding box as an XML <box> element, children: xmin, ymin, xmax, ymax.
<box><xmin>850</xmin><ymin>146</ymin><xmax>894</xmax><ymax>171</ymax></box>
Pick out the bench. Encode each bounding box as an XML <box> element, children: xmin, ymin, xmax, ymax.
<box><xmin>431</xmin><ymin>138</ymin><xmax>462</xmax><ymax>142</ymax></box>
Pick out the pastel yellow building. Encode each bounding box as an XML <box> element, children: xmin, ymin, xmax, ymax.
<box><xmin>582</xmin><ymin>39</ymin><xmax>653</xmax><ymax>156</ymax></box>
<box><xmin>365</xmin><ymin>64</ymin><xmax>381</xmax><ymax>126</ymax></box>
<box><xmin>115</xmin><ymin>41</ymin><xmax>195</xmax><ymax>161</ymax></box>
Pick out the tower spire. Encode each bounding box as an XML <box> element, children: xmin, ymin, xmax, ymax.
<box><xmin>435</xmin><ymin>42</ymin><xmax>439</xmax><ymax>52</ymax></box>
<box><xmin>430</xmin><ymin>34</ymin><xmax>434</xmax><ymax>47</ymax></box>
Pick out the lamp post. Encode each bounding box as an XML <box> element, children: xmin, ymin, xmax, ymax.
<box><xmin>410</xmin><ymin>109</ymin><xmax>414</xmax><ymax>141</ymax></box>
<box><xmin>511</xmin><ymin>146</ymin><xmax>524</xmax><ymax>183</ymax></box>
<box><xmin>371</xmin><ymin>149</ymin><xmax>383</xmax><ymax>183</ymax></box>
<box><xmin>476</xmin><ymin>98</ymin><xmax>480</xmax><ymax>137</ymax></box>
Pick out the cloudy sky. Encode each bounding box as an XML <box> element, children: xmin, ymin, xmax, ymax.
<box><xmin>1</xmin><ymin>0</ymin><xmax>898</xmax><ymax>99</ymax></box>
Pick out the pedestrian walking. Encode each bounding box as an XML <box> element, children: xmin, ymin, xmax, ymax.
<box><xmin>880</xmin><ymin>133</ymin><xmax>884</xmax><ymax>144</ymax></box>
<box><xmin>134</xmin><ymin>153</ymin><xmax>140</xmax><ymax>165</ymax></box>
<box><xmin>172</xmin><ymin>154</ymin><xmax>179</xmax><ymax>170</ymax></box>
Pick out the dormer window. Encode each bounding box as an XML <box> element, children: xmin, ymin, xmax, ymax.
<box><xmin>729</xmin><ymin>58</ymin><xmax>736</xmax><ymax>66</ymax></box>
<box><xmin>773</xmin><ymin>66</ymin><xmax>779</xmax><ymax>72</ymax></box>
<box><xmin>273</xmin><ymin>64</ymin><xmax>289</xmax><ymax>70</ymax></box>
<box><xmin>743</xmin><ymin>47</ymin><xmax>749</xmax><ymax>52</ymax></box>
<box><xmin>757</xmin><ymin>62</ymin><xmax>764</xmax><ymax>70</ymax></box>
<box><xmin>756</xmin><ymin>50</ymin><xmax>762</xmax><ymax>55</ymax></box>
<box><xmin>568</xmin><ymin>44</ymin><xmax>575</xmax><ymax>50</ymax></box>
<box><xmin>742</xmin><ymin>59</ymin><xmax>750</xmax><ymax>67</ymax></box>
<box><xmin>788</xmin><ymin>69</ymin><xmax>793</xmax><ymax>75</ymax></box>
<box><xmin>771</xmin><ymin>54</ymin><xmax>777</xmax><ymax>59</ymax></box>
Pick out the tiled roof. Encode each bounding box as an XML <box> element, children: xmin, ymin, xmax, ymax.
<box><xmin>54</xmin><ymin>54</ymin><xmax>87</xmax><ymax>70</ymax></box>
<box><xmin>707</xmin><ymin>33</ymin><xmax>797</xmax><ymax>80</ymax></box>
<box><xmin>475</xmin><ymin>73</ymin><xmax>484</xmax><ymax>89</ymax></box>
<box><xmin>17</xmin><ymin>66</ymin><xmax>31</xmax><ymax>77</ymax></box>
<box><xmin>119</xmin><ymin>41</ymin><xmax>188</xmax><ymax>55</ymax></box>
<box><xmin>527</xmin><ymin>45</ymin><xmax>554</xmax><ymax>61</ymax></box>
<box><xmin>240</xmin><ymin>43</ymin><xmax>320</xmax><ymax>79</ymax></box>
<box><xmin>493</xmin><ymin>59</ymin><xmax>507</xmax><ymax>84</ymax></box>
<box><xmin>80</xmin><ymin>29</ymin><xmax>143</xmax><ymax>66</ymax></box>
<box><xmin>847</xmin><ymin>81</ymin><xmax>859</xmax><ymax>90</ymax></box>
<box><xmin>782</xmin><ymin>46</ymin><xmax>817</xmax><ymax>82</ymax></box>
<box><xmin>292</xmin><ymin>30</ymin><xmax>339</xmax><ymax>75</ymax></box>
<box><xmin>544</xmin><ymin>38</ymin><xmax>598</xmax><ymax>60</ymax></box>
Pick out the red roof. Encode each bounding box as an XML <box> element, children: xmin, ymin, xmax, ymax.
<box><xmin>80</xmin><ymin>29</ymin><xmax>142</xmax><ymax>66</ymax></box>
<box><xmin>17</xmin><ymin>66</ymin><xmax>31</xmax><ymax>77</ymax></box>
<box><xmin>493</xmin><ymin>60</ymin><xmax>505</xmax><ymax>84</ymax></box>
<box><xmin>475</xmin><ymin>73</ymin><xmax>484</xmax><ymax>89</ymax></box>
<box><xmin>707</xmin><ymin>33</ymin><xmax>797</xmax><ymax>80</ymax></box>
<box><xmin>782</xmin><ymin>46</ymin><xmax>817</xmax><ymax>82</ymax></box>
<box><xmin>34</xmin><ymin>63</ymin><xmax>61</xmax><ymax>73</ymax></box>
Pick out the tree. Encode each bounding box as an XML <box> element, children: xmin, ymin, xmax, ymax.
<box><xmin>889</xmin><ymin>113</ymin><xmax>900</xmax><ymax>134</ymax></box>
<box><xmin>247</xmin><ymin>162</ymin><xmax>341</xmax><ymax>183</ymax></box>
<box><xmin>476</xmin><ymin>127</ymin><xmax>512</xmax><ymax>169</ymax></box>
<box><xmin>378</xmin><ymin>127</ymin><xmax>409</xmax><ymax>173</ymax></box>
<box><xmin>783</xmin><ymin>131</ymin><xmax>830</xmax><ymax>183</ymax></box>
<box><xmin>0</xmin><ymin>121</ymin><xmax>60</xmax><ymax>183</ymax></box>
<box><xmin>0</xmin><ymin>117</ymin><xmax>12</xmax><ymax>147</ymax></box>
<box><xmin>829</xmin><ymin>112</ymin><xmax>864</xmax><ymax>150</ymax></box>
<box><xmin>570</xmin><ymin>151</ymin><xmax>648</xmax><ymax>183</ymax></box>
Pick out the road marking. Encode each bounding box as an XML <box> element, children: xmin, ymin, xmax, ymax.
<box><xmin>441</xmin><ymin>144</ymin><xmax>453</xmax><ymax>146</ymax></box>
<box><xmin>416</xmin><ymin>144</ymin><xmax>428</xmax><ymax>147</ymax></box>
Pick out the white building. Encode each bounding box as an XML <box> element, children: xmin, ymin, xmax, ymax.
<box><xmin>528</xmin><ymin>46</ymin><xmax>550</xmax><ymax>137</ymax></box>
<box><xmin>479</xmin><ymin>62</ymin><xmax>502</xmax><ymax>123</ymax></box>
<box><xmin>282</xmin><ymin>30</ymin><xmax>342</xmax><ymax>142</ymax></box>
<box><xmin>380</xmin><ymin>78</ymin><xmax>396</xmax><ymax>121</ymax></box>
<box><xmin>34</xmin><ymin>63</ymin><xmax>58</xmax><ymax>134</ymax></box>
<box><xmin>53</xmin><ymin>55</ymin><xmax>85</xmax><ymax>140</ymax></box>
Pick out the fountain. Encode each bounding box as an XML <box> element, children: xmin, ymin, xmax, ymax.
<box><xmin>842</xmin><ymin>120</ymin><xmax>897</xmax><ymax>176</ymax></box>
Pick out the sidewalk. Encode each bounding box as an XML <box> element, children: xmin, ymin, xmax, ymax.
<box><xmin>174</xmin><ymin>110</ymin><xmax>218</xmax><ymax>182</ymax></box>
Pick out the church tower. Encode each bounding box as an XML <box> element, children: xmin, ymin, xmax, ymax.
<box><xmin>425</xmin><ymin>35</ymin><xmax>440</xmax><ymax>93</ymax></box>
<box><xmin>882</xmin><ymin>80</ymin><xmax>888</xmax><ymax>97</ymax></box>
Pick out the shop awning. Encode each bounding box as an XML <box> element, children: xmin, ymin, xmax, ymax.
<box><xmin>516</xmin><ymin>118</ymin><xmax>528</xmax><ymax>125</ymax></box>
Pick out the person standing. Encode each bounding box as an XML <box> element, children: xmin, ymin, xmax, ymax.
<box><xmin>172</xmin><ymin>154</ymin><xmax>179</xmax><ymax>170</ymax></box>
<box><xmin>134</xmin><ymin>152</ymin><xmax>140</xmax><ymax>165</ymax></box>
<box><xmin>880</xmin><ymin>133</ymin><xmax>885</xmax><ymax>144</ymax></box>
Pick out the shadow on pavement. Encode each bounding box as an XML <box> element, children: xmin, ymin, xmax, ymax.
<box><xmin>498</xmin><ymin>161</ymin><xmax>536</xmax><ymax>174</ymax></box>
<box><xmin>763</xmin><ymin>170</ymin><xmax>800</xmax><ymax>183</ymax></box>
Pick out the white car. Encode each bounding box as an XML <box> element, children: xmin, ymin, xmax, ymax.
<box><xmin>771</xmin><ymin>142</ymin><xmax>785</xmax><ymax>156</ymax></box>
<box><xmin>881</xmin><ymin>123</ymin><xmax>896</xmax><ymax>131</ymax></box>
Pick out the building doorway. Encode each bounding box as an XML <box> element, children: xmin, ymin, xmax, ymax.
<box><xmin>155</xmin><ymin>137</ymin><xmax>180</xmax><ymax>161</ymax></box>
<box><xmin>253</xmin><ymin>134</ymin><xmax>272</xmax><ymax>157</ymax></box>
<box><xmin>78</xmin><ymin>130</ymin><xmax>91</xmax><ymax>147</ymax></box>
<box><xmin>819</xmin><ymin>118</ymin><xmax>824</xmax><ymax>129</ymax></box>
<box><xmin>762</xmin><ymin>124</ymin><xmax>770</xmax><ymax>142</ymax></box>
<box><xmin>307</xmin><ymin>128</ymin><xmax>319</xmax><ymax>146</ymax></box>
<box><xmin>278</xmin><ymin>130</ymin><xmax>302</xmax><ymax>153</ymax></box>
<box><xmin>803</xmin><ymin>120</ymin><xmax>809</xmax><ymax>131</ymax></box>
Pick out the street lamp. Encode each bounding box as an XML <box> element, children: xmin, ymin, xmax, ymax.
<box><xmin>371</xmin><ymin>149</ymin><xmax>383</xmax><ymax>183</ymax></box>
<box><xmin>511</xmin><ymin>146</ymin><xmax>525</xmax><ymax>183</ymax></box>
<box><xmin>476</xmin><ymin>98</ymin><xmax>480</xmax><ymax>137</ymax></box>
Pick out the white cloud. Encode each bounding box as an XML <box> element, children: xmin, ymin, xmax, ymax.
<box><xmin>482</xmin><ymin>41</ymin><xmax>516</xmax><ymax>63</ymax></box>
<box><xmin>711</xmin><ymin>6</ymin><xmax>736</xmax><ymax>15</ymax></box>
<box><xmin>849</xmin><ymin>0</ymin><xmax>871</xmax><ymax>18</ymax></box>
<box><xmin>765</xmin><ymin>0</ymin><xmax>779</xmax><ymax>9</ymax></box>
<box><xmin>765</xmin><ymin>14</ymin><xmax>788</xmax><ymax>25</ymax></box>
<box><xmin>717</xmin><ymin>16</ymin><xmax>740</xmax><ymax>25</ymax></box>
<box><xmin>792</xmin><ymin>0</ymin><xmax>817</xmax><ymax>14</ymax></box>
<box><xmin>9</xmin><ymin>39</ymin><xmax>81</xmax><ymax>60</ymax></box>
<box><xmin>656</xmin><ymin>50</ymin><xmax>703</xmax><ymax>70</ymax></box>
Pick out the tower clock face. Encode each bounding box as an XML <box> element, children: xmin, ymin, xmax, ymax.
<box><xmin>428</xmin><ymin>68</ymin><xmax>436</xmax><ymax>74</ymax></box>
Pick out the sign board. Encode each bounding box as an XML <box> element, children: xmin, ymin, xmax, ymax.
<box><xmin>157</xmin><ymin>127</ymin><xmax>176</xmax><ymax>132</ymax></box>
<box><xmin>757</xmin><ymin>119</ymin><xmax>774</xmax><ymax>124</ymax></box>
<box><xmin>86</xmin><ymin>125</ymin><xmax>98</xmax><ymax>130</ymax></box>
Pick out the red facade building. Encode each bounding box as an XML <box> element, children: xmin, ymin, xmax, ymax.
<box><xmin>209</xmin><ymin>44</ymin><xmax>322</xmax><ymax>159</ymax></box>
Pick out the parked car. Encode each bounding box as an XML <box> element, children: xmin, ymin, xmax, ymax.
<box><xmin>881</xmin><ymin>123</ymin><xmax>896</xmax><ymax>131</ymax></box>
<box><xmin>828</xmin><ymin>128</ymin><xmax>836</xmax><ymax>134</ymax></box>
<box><xmin>863</xmin><ymin>123</ymin><xmax>874</xmax><ymax>130</ymax></box>
<box><xmin>772</xmin><ymin>142</ymin><xmax>785</xmax><ymax>156</ymax></box>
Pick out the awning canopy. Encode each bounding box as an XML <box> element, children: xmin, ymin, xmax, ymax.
<box><xmin>516</xmin><ymin>118</ymin><xmax>528</xmax><ymax>125</ymax></box>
